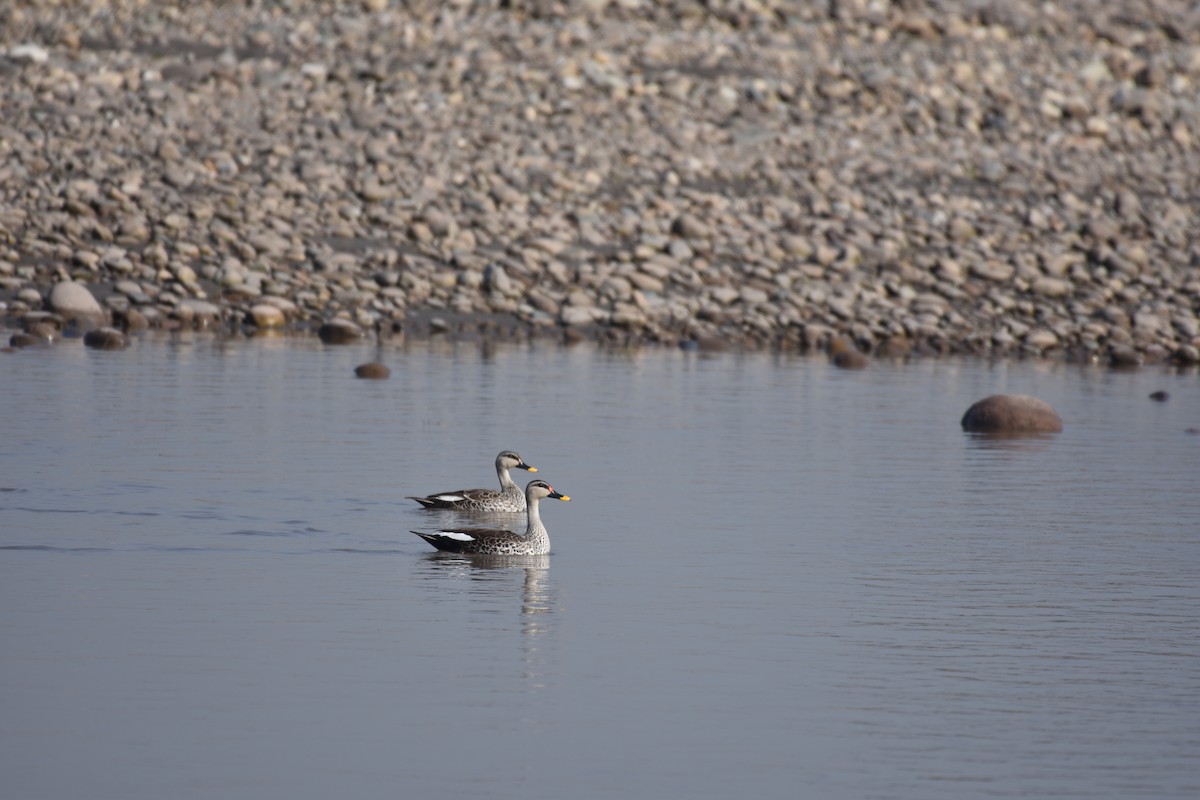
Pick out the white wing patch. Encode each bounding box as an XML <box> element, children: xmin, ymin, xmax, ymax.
<box><xmin>438</xmin><ymin>531</ymin><xmax>476</xmax><ymax>542</ymax></box>
<box><xmin>435</xmin><ymin>494</ymin><xmax>466</xmax><ymax>502</ymax></box>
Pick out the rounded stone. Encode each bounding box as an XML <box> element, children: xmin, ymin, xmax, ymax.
<box><xmin>832</xmin><ymin>349</ymin><xmax>869</xmax><ymax>369</ymax></box>
<box><xmin>9</xmin><ymin>332</ymin><xmax>46</xmax><ymax>349</ymax></box>
<box><xmin>318</xmin><ymin>319</ymin><xmax>365</xmax><ymax>344</ymax></box>
<box><xmin>83</xmin><ymin>327</ymin><xmax>128</xmax><ymax>351</ymax></box>
<box><xmin>671</xmin><ymin>213</ymin><xmax>711</xmax><ymax>240</ymax></box>
<box><xmin>961</xmin><ymin>394</ymin><xmax>1063</xmax><ymax>434</ymax></box>
<box><xmin>116</xmin><ymin>308</ymin><xmax>150</xmax><ymax>333</ymax></box>
<box><xmin>876</xmin><ymin>336</ymin><xmax>913</xmax><ymax>358</ymax></box>
<box><xmin>23</xmin><ymin>321</ymin><xmax>59</xmax><ymax>343</ymax></box>
<box><xmin>829</xmin><ymin>336</ymin><xmax>868</xmax><ymax>369</ymax></box>
<box><xmin>560</xmin><ymin>306</ymin><xmax>597</xmax><ymax>327</ymax></box>
<box><xmin>248</xmin><ymin>304</ymin><xmax>286</xmax><ymax>328</ymax></box>
<box><xmin>354</xmin><ymin>362</ymin><xmax>391</xmax><ymax>380</ymax></box>
<box><xmin>681</xmin><ymin>336</ymin><xmax>728</xmax><ymax>353</ymax></box>
<box><xmin>48</xmin><ymin>281</ymin><xmax>104</xmax><ymax>322</ymax></box>
<box><xmin>20</xmin><ymin>312</ymin><xmax>63</xmax><ymax>331</ymax></box>
<box><xmin>1171</xmin><ymin>345</ymin><xmax>1199</xmax><ymax>365</ymax></box>
<box><xmin>1108</xmin><ymin>345</ymin><xmax>1142</xmax><ymax>369</ymax></box>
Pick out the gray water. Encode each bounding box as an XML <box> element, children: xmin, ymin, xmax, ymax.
<box><xmin>2</xmin><ymin>334</ymin><xmax>1198</xmax><ymax>800</ymax></box>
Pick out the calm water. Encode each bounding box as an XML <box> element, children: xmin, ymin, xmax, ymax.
<box><xmin>2</xmin><ymin>333</ymin><xmax>1198</xmax><ymax>800</ymax></box>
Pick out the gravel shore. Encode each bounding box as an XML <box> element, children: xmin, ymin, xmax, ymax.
<box><xmin>2</xmin><ymin>1</ymin><xmax>1199</xmax><ymax>364</ymax></box>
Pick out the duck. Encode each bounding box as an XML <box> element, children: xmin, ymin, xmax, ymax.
<box><xmin>407</xmin><ymin>450</ymin><xmax>537</xmax><ymax>512</ymax></box>
<box><xmin>412</xmin><ymin>479</ymin><xmax>571</xmax><ymax>555</ymax></box>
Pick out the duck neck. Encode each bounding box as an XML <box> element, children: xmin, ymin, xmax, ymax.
<box><xmin>524</xmin><ymin>496</ymin><xmax>550</xmax><ymax>547</ymax></box>
<box><xmin>497</xmin><ymin>462</ymin><xmax>516</xmax><ymax>490</ymax></box>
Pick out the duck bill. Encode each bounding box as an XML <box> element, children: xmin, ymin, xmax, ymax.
<box><xmin>549</xmin><ymin>490</ymin><xmax>570</xmax><ymax>501</ymax></box>
<box><xmin>521</xmin><ymin>463</ymin><xmax>538</xmax><ymax>473</ymax></box>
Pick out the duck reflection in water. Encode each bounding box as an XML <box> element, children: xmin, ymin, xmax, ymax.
<box><xmin>418</xmin><ymin>552</ymin><xmax>558</xmax><ymax>683</ymax></box>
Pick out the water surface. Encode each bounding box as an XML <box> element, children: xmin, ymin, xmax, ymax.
<box><xmin>2</xmin><ymin>335</ymin><xmax>1197</xmax><ymax>799</ymax></box>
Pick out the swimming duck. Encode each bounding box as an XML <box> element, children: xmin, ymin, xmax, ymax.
<box><xmin>407</xmin><ymin>450</ymin><xmax>537</xmax><ymax>512</ymax></box>
<box><xmin>412</xmin><ymin>479</ymin><xmax>571</xmax><ymax>555</ymax></box>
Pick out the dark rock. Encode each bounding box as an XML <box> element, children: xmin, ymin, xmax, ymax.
<box><xmin>876</xmin><ymin>335</ymin><xmax>913</xmax><ymax>358</ymax></box>
<box><xmin>1171</xmin><ymin>345</ymin><xmax>1199</xmax><ymax>365</ymax></box>
<box><xmin>354</xmin><ymin>362</ymin><xmax>390</xmax><ymax>380</ymax></box>
<box><xmin>115</xmin><ymin>308</ymin><xmax>150</xmax><ymax>333</ymax></box>
<box><xmin>832</xmin><ymin>349</ymin><xmax>869</xmax><ymax>369</ymax></box>
<box><xmin>23</xmin><ymin>322</ymin><xmax>59</xmax><ymax>344</ymax></box>
<box><xmin>83</xmin><ymin>327</ymin><xmax>128</xmax><ymax>350</ymax></box>
<box><xmin>9</xmin><ymin>332</ymin><xmax>46</xmax><ymax>348</ymax></box>
<box><xmin>681</xmin><ymin>336</ymin><xmax>728</xmax><ymax>353</ymax></box>
<box><xmin>830</xmin><ymin>336</ymin><xmax>868</xmax><ymax>369</ymax></box>
<box><xmin>961</xmin><ymin>394</ymin><xmax>1063</xmax><ymax>434</ymax></box>
<box><xmin>318</xmin><ymin>319</ymin><xmax>365</xmax><ymax>344</ymax></box>
<box><xmin>1108</xmin><ymin>345</ymin><xmax>1142</xmax><ymax>369</ymax></box>
<box><xmin>670</xmin><ymin>213</ymin><xmax>711</xmax><ymax>240</ymax></box>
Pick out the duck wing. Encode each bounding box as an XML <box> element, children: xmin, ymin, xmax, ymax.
<box><xmin>406</xmin><ymin>488</ymin><xmax>500</xmax><ymax>509</ymax></box>
<box><xmin>411</xmin><ymin>526</ymin><xmax>525</xmax><ymax>553</ymax></box>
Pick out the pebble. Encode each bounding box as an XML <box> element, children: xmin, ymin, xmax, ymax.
<box><xmin>8</xmin><ymin>43</ymin><xmax>49</xmax><ymax>64</ymax></box>
<box><xmin>0</xmin><ymin>2</ymin><xmax>1196</xmax><ymax>365</ymax></box>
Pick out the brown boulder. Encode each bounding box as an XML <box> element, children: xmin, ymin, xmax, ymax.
<box><xmin>354</xmin><ymin>362</ymin><xmax>390</xmax><ymax>380</ymax></box>
<box><xmin>83</xmin><ymin>327</ymin><xmax>128</xmax><ymax>351</ymax></box>
<box><xmin>115</xmin><ymin>308</ymin><xmax>150</xmax><ymax>333</ymax></box>
<box><xmin>9</xmin><ymin>332</ymin><xmax>46</xmax><ymax>349</ymax></box>
<box><xmin>318</xmin><ymin>319</ymin><xmax>365</xmax><ymax>344</ymax></box>
<box><xmin>830</xmin><ymin>336</ymin><xmax>869</xmax><ymax>369</ymax></box>
<box><xmin>961</xmin><ymin>394</ymin><xmax>1063</xmax><ymax>434</ymax></box>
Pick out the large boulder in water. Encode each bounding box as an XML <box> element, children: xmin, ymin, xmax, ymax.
<box><xmin>961</xmin><ymin>394</ymin><xmax>1062</xmax><ymax>434</ymax></box>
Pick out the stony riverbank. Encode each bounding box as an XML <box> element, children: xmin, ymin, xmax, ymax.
<box><xmin>2</xmin><ymin>1</ymin><xmax>1199</xmax><ymax>363</ymax></box>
